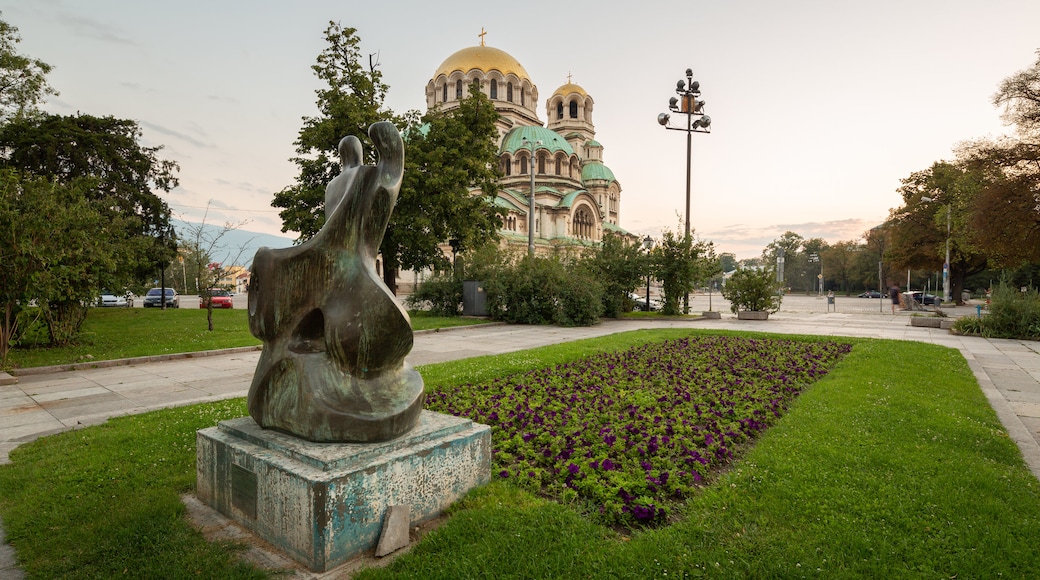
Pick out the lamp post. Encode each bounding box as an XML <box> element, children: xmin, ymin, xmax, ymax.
<box><xmin>658</xmin><ymin>68</ymin><xmax>710</xmax><ymax>313</ymax></box>
<box><xmin>658</xmin><ymin>68</ymin><xmax>711</xmax><ymax>240</ymax></box>
<box><xmin>522</xmin><ymin>137</ymin><xmax>542</xmax><ymax>257</ymax></box>
<box><xmin>808</xmin><ymin>252</ymin><xmax>820</xmax><ymax>296</ymax></box>
<box><xmin>643</xmin><ymin>235</ymin><xmax>654</xmax><ymax>311</ymax></box>
<box><xmin>921</xmin><ymin>196</ymin><xmax>951</xmax><ymax>303</ymax></box>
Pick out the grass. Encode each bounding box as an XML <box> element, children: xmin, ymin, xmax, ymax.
<box><xmin>1</xmin><ymin>329</ymin><xmax>1039</xmax><ymax>578</ymax></box>
<box><xmin>4</xmin><ymin>308</ymin><xmax>488</xmax><ymax>370</ymax></box>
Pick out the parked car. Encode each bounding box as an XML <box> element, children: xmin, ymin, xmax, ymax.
<box><xmin>99</xmin><ymin>291</ymin><xmax>131</xmax><ymax>307</ymax></box>
<box><xmin>143</xmin><ymin>287</ymin><xmax>179</xmax><ymax>308</ymax></box>
<box><xmin>906</xmin><ymin>291</ymin><xmax>941</xmax><ymax>305</ymax></box>
<box><xmin>200</xmin><ymin>288</ymin><xmax>234</xmax><ymax>309</ymax></box>
<box><xmin>629</xmin><ymin>292</ymin><xmax>662</xmax><ymax>312</ymax></box>
<box><xmin>857</xmin><ymin>290</ymin><xmax>882</xmax><ymax>298</ymax></box>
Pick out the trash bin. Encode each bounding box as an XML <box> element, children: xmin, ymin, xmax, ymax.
<box><xmin>462</xmin><ymin>280</ymin><xmax>487</xmax><ymax>316</ymax></box>
<box><xmin>826</xmin><ymin>293</ymin><xmax>835</xmax><ymax>312</ymax></box>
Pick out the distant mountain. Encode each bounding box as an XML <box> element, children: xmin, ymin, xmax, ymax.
<box><xmin>171</xmin><ymin>220</ymin><xmax>296</xmax><ymax>267</ymax></box>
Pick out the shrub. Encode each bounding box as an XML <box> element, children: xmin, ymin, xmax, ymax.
<box><xmin>485</xmin><ymin>255</ymin><xmax>602</xmax><ymax>326</ymax></box>
<box><xmin>951</xmin><ymin>315</ymin><xmax>984</xmax><ymax>336</ymax></box>
<box><xmin>720</xmin><ymin>267</ymin><xmax>783</xmax><ymax>314</ymax></box>
<box><xmin>982</xmin><ymin>283</ymin><xmax>1040</xmax><ymax>340</ymax></box>
<box><xmin>407</xmin><ymin>273</ymin><xmax>462</xmax><ymax>316</ymax></box>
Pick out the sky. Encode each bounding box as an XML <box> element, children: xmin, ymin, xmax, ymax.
<box><xmin>5</xmin><ymin>0</ymin><xmax>1039</xmax><ymax>259</ymax></box>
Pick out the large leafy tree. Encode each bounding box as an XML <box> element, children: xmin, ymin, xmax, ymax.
<box><xmin>0</xmin><ymin>170</ymin><xmax>131</xmax><ymax>355</ymax></box>
<box><xmin>887</xmin><ymin>161</ymin><xmax>987</xmax><ymax>302</ymax></box>
<box><xmin>0</xmin><ymin>113</ymin><xmax>180</xmax><ymax>284</ymax></box>
<box><xmin>0</xmin><ymin>14</ymin><xmax>56</xmax><ymax>123</ymax></box>
<box><xmin>275</xmin><ymin>24</ymin><xmax>504</xmax><ymax>294</ymax></box>
<box><xmin>583</xmin><ymin>232</ymin><xmax>645</xmax><ymax>317</ymax></box>
<box><xmin>761</xmin><ymin>231</ymin><xmax>804</xmax><ymax>291</ymax></box>
<box><xmin>273</xmin><ymin>22</ymin><xmax>395</xmax><ymax>239</ymax></box>
<box><xmin>652</xmin><ymin>229</ymin><xmax>715</xmax><ymax>315</ymax></box>
<box><xmin>385</xmin><ymin>80</ymin><xmax>503</xmax><ymax>292</ymax></box>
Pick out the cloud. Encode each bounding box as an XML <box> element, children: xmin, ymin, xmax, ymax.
<box><xmin>139</xmin><ymin>120</ymin><xmax>212</xmax><ymax>148</ymax></box>
<box><xmin>54</xmin><ymin>13</ymin><xmax>136</xmax><ymax>46</ymax></box>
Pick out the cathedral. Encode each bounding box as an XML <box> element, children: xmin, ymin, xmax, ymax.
<box><xmin>425</xmin><ymin>33</ymin><xmax>630</xmax><ymax>253</ymax></box>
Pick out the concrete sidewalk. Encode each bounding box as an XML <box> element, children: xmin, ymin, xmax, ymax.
<box><xmin>1</xmin><ymin>297</ymin><xmax>1040</xmax><ymax>577</ymax></box>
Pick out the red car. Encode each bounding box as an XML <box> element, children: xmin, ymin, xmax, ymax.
<box><xmin>200</xmin><ymin>288</ymin><xmax>234</xmax><ymax>309</ymax></box>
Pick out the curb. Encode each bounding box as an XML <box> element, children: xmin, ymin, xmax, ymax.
<box><xmin>6</xmin><ymin>321</ymin><xmax>503</xmax><ymax>378</ymax></box>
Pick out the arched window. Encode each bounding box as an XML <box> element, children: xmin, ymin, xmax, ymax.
<box><xmin>456</xmin><ymin>80</ymin><xmax>463</xmax><ymax>99</ymax></box>
<box><xmin>556</xmin><ymin>102</ymin><xmax>564</xmax><ymax>120</ymax></box>
<box><xmin>442</xmin><ymin>84</ymin><xmax>447</xmax><ymax>102</ymax></box>
<box><xmin>537</xmin><ymin>154</ymin><xmax>545</xmax><ymax>174</ymax></box>
<box><xmin>569</xmin><ymin>100</ymin><xmax>578</xmax><ymax>119</ymax></box>
<box><xmin>573</xmin><ymin>207</ymin><xmax>594</xmax><ymax>239</ymax></box>
<box><xmin>520</xmin><ymin>156</ymin><xmax>528</xmax><ymax>175</ymax></box>
<box><xmin>521</xmin><ymin>89</ymin><xmax>525</xmax><ymax>107</ymax></box>
<box><xmin>490</xmin><ymin>79</ymin><xmax>498</xmax><ymax>99</ymax></box>
<box><xmin>507</xmin><ymin>82</ymin><xmax>513</xmax><ymax>102</ymax></box>
<box><xmin>555</xmin><ymin>158</ymin><xmax>561</xmax><ymax>175</ymax></box>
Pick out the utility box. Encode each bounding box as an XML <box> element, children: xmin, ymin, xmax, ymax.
<box><xmin>463</xmin><ymin>280</ymin><xmax>487</xmax><ymax>316</ymax></box>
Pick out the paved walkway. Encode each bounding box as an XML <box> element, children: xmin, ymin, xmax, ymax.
<box><xmin>1</xmin><ymin>295</ymin><xmax>1039</xmax><ymax>576</ymax></box>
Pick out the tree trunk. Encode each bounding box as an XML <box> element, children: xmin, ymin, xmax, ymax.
<box><xmin>207</xmin><ymin>302</ymin><xmax>214</xmax><ymax>331</ymax></box>
<box><xmin>382</xmin><ymin>263</ymin><xmax>398</xmax><ymax>296</ymax></box>
<box><xmin>1</xmin><ymin>302</ymin><xmax>18</xmax><ymax>368</ymax></box>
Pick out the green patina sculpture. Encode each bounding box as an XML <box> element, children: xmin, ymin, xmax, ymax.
<box><xmin>246</xmin><ymin>121</ymin><xmax>424</xmax><ymax>442</ymax></box>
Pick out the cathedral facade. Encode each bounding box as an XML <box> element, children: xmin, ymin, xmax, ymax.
<box><xmin>424</xmin><ymin>37</ymin><xmax>629</xmax><ymax>253</ymax></box>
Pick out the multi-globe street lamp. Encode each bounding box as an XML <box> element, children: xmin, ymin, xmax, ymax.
<box><xmin>657</xmin><ymin>68</ymin><xmax>711</xmax><ymax>241</ymax></box>
<box><xmin>658</xmin><ymin>68</ymin><xmax>711</xmax><ymax>313</ymax></box>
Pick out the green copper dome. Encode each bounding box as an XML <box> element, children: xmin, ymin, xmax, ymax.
<box><xmin>581</xmin><ymin>161</ymin><xmax>616</xmax><ymax>183</ymax></box>
<box><xmin>500</xmin><ymin>125</ymin><xmax>575</xmax><ymax>156</ymax></box>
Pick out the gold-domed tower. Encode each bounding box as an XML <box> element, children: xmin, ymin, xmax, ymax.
<box><xmin>546</xmin><ymin>76</ymin><xmax>596</xmax><ymax>154</ymax></box>
<box><xmin>425</xmin><ymin>32</ymin><xmax>541</xmax><ymax>135</ymax></box>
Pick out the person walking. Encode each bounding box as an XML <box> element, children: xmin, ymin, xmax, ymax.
<box><xmin>889</xmin><ymin>283</ymin><xmax>901</xmax><ymax>314</ymax></box>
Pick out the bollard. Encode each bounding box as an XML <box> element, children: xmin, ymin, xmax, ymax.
<box><xmin>976</xmin><ymin>304</ymin><xmax>982</xmax><ymax>318</ymax></box>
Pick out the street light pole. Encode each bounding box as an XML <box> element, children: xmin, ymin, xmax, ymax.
<box><xmin>921</xmin><ymin>196</ymin><xmax>952</xmax><ymax>303</ymax></box>
<box><xmin>943</xmin><ymin>205</ymin><xmax>951</xmax><ymax>303</ymax></box>
<box><xmin>643</xmin><ymin>235</ymin><xmax>654</xmax><ymax>311</ymax></box>
<box><xmin>522</xmin><ymin>137</ymin><xmax>542</xmax><ymax>257</ymax></box>
<box><xmin>658</xmin><ymin>68</ymin><xmax>711</xmax><ymax>313</ymax></box>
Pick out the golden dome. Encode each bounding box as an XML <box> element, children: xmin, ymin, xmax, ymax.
<box><xmin>434</xmin><ymin>45</ymin><xmax>530</xmax><ymax>80</ymax></box>
<box><xmin>552</xmin><ymin>82</ymin><xmax>588</xmax><ymax>98</ymax></box>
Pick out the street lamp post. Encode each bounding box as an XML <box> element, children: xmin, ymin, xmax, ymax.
<box><xmin>522</xmin><ymin>137</ymin><xmax>542</xmax><ymax>257</ymax></box>
<box><xmin>808</xmin><ymin>252</ymin><xmax>820</xmax><ymax>296</ymax></box>
<box><xmin>921</xmin><ymin>196</ymin><xmax>952</xmax><ymax>303</ymax></box>
<box><xmin>643</xmin><ymin>235</ymin><xmax>654</xmax><ymax>311</ymax></box>
<box><xmin>659</xmin><ymin>69</ymin><xmax>711</xmax><ymax>314</ymax></box>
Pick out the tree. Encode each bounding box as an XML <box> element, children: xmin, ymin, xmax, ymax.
<box><xmin>887</xmin><ymin>161</ymin><xmax>987</xmax><ymax>302</ymax></box>
<box><xmin>652</xmin><ymin>229</ymin><xmax>714</xmax><ymax>315</ymax></box>
<box><xmin>762</xmin><ymin>231</ymin><xmax>804</xmax><ymax>291</ymax></box>
<box><xmin>821</xmin><ymin>240</ymin><xmax>860</xmax><ymax>294</ymax></box>
<box><xmin>273</xmin><ymin>22</ymin><xmax>395</xmax><ymax>239</ymax></box>
<box><xmin>0</xmin><ymin>170</ymin><xmax>130</xmax><ymax>356</ymax></box>
<box><xmin>178</xmin><ymin>205</ymin><xmax>251</xmax><ymax>331</ymax></box>
<box><xmin>583</xmin><ymin>232</ymin><xmax>645</xmax><ymax>317</ymax></box>
<box><xmin>383</xmin><ymin>80</ymin><xmax>504</xmax><ymax>293</ymax></box>
<box><xmin>0</xmin><ymin>113</ymin><xmax>180</xmax><ymax>286</ymax></box>
<box><xmin>0</xmin><ymin>14</ymin><xmax>56</xmax><ymax>123</ymax></box>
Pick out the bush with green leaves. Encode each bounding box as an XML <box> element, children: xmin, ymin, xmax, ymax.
<box><xmin>485</xmin><ymin>254</ymin><xmax>603</xmax><ymax>326</ymax></box>
<box><xmin>981</xmin><ymin>283</ymin><xmax>1040</xmax><ymax>340</ymax></box>
<box><xmin>407</xmin><ymin>272</ymin><xmax>462</xmax><ymax>316</ymax></box>
<box><xmin>720</xmin><ymin>267</ymin><xmax>783</xmax><ymax>314</ymax></box>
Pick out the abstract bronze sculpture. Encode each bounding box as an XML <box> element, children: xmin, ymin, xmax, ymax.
<box><xmin>246</xmin><ymin>121</ymin><xmax>424</xmax><ymax>442</ymax></box>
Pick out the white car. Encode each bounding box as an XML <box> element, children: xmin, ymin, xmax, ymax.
<box><xmin>99</xmin><ymin>291</ymin><xmax>131</xmax><ymax>308</ymax></box>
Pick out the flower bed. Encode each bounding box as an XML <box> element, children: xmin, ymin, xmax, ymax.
<box><xmin>426</xmin><ymin>335</ymin><xmax>852</xmax><ymax>526</ymax></box>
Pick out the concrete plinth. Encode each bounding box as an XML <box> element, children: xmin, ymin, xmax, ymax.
<box><xmin>196</xmin><ymin>411</ymin><xmax>490</xmax><ymax>572</ymax></box>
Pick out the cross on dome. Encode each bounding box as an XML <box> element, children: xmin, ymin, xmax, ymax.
<box><xmin>478</xmin><ymin>27</ymin><xmax>487</xmax><ymax>46</ymax></box>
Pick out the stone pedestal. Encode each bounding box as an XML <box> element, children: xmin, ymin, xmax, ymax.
<box><xmin>736</xmin><ymin>311</ymin><xmax>770</xmax><ymax>320</ymax></box>
<box><xmin>196</xmin><ymin>412</ymin><xmax>490</xmax><ymax>572</ymax></box>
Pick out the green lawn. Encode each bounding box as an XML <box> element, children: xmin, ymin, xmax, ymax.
<box><xmin>4</xmin><ymin>308</ymin><xmax>489</xmax><ymax>370</ymax></box>
<box><xmin>1</xmin><ymin>330</ymin><xmax>1038</xmax><ymax>578</ymax></box>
